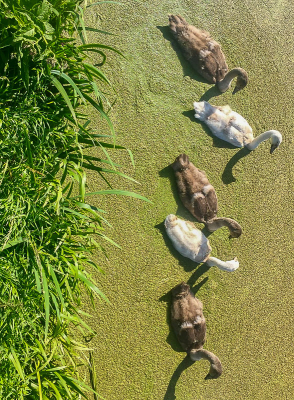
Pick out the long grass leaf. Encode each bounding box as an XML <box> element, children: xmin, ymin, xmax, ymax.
<box><xmin>83</xmin><ymin>63</ymin><xmax>110</xmax><ymax>84</ymax></box>
<box><xmin>51</xmin><ymin>76</ymin><xmax>77</xmax><ymax>124</ymax></box>
<box><xmin>82</xmin><ymin>92</ymin><xmax>115</xmax><ymax>136</ymax></box>
<box><xmin>45</xmin><ymin>380</ymin><xmax>63</xmax><ymax>400</ymax></box>
<box><xmin>59</xmin><ymin>374</ymin><xmax>105</xmax><ymax>399</ymax></box>
<box><xmin>1</xmin><ymin>236</ymin><xmax>25</xmax><ymax>251</ymax></box>
<box><xmin>49</xmin><ymin>265</ymin><xmax>66</xmax><ymax>310</ymax></box>
<box><xmin>127</xmin><ymin>149</ymin><xmax>135</xmax><ymax>167</ymax></box>
<box><xmin>61</xmin><ymin>207</ymin><xmax>92</xmax><ymax>220</ymax></box>
<box><xmin>41</xmin><ymin>266</ymin><xmax>50</xmax><ymax>341</ymax></box>
<box><xmin>51</xmin><ymin>70</ymin><xmax>86</xmax><ymax>103</ymax></box>
<box><xmin>79</xmin><ymin>190</ymin><xmax>152</xmax><ymax>203</ymax></box>
<box><xmin>81</xmin><ymin>163</ymin><xmax>139</xmax><ymax>183</ymax></box>
<box><xmin>8</xmin><ymin>349</ymin><xmax>25</xmax><ymax>381</ymax></box>
<box><xmin>78</xmin><ymin>43</ymin><xmax>124</xmax><ymax>58</ymax></box>
<box><xmin>77</xmin><ymin>6</ymin><xmax>87</xmax><ymax>44</ymax></box>
<box><xmin>37</xmin><ymin>370</ymin><xmax>43</xmax><ymax>400</ymax></box>
<box><xmin>77</xmin><ymin>271</ymin><xmax>109</xmax><ymax>302</ymax></box>
<box><xmin>96</xmin><ymin>233</ymin><xmax>121</xmax><ymax>249</ymax></box>
<box><xmin>54</xmin><ymin>372</ymin><xmax>73</xmax><ymax>399</ymax></box>
<box><xmin>34</xmin><ymin>267</ymin><xmax>42</xmax><ymax>293</ymax></box>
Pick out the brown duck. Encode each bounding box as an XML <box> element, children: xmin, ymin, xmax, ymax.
<box><xmin>168</xmin><ymin>14</ymin><xmax>248</xmax><ymax>94</ymax></box>
<box><xmin>171</xmin><ymin>282</ymin><xmax>222</xmax><ymax>379</ymax></box>
<box><xmin>171</xmin><ymin>154</ymin><xmax>242</xmax><ymax>237</ymax></box>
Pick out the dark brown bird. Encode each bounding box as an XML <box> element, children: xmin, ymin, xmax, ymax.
<box><xmin>171</xmin><ymin>154</ymin><xmax>242</xmax><ymax>237</ymax></box>
<box><xmin>168</xmin><ymin>14</ymin><xmax>248</xmax><ymax>94</ymax></box>
<box><xmin>171</xmin><ymin>282</ymin><xmax>222</xmax><ymax>379</ymax></box>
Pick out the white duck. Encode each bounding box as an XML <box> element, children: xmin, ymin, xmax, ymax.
<box><xmin>193</xmin><ymin>101</ymin><xmax>282</xmax><ymax>153</ymax></box>
<box><xmin>164</xmin><ymin>214</ymin><xmax>239</xmax><ymax>272</ymax></box>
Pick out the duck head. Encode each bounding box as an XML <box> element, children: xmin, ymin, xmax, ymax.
<box><xmin>171</xmin><ymin>154</ymin><xmax>190</xmax><ymax>171</ymax></box>
<box><xmin>270</xmin><ymin>131</ymin><xmax>282</xmax><ymax>154</ymax></box>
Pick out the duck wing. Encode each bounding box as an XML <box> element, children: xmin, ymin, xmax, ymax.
<box><xmin>226</xmin><ymin>111</ymin><xmax>252</xmax><ymax>133</ymax></box>
<box><xmin>197</xmin><ymin>40</ymin><xmax>228</xmax><ymax>83</ymax></box>
<box><xmin>171</xmin><ymin>291</ymin><xmax>206</xmax><ymax>351</ymax></box>
<box><xmin>191</xmin><ymin>187</ymin><xmax>218</xmax><ymax>222</ymax></box>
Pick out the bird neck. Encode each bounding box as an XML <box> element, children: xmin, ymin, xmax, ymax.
<box><xmin>206</xmin><ymin>256</ymin><xmax>239</xmax><ymax>272</ymax></box>
<box><xmin>189</xmin><ymin>349</ymin><xmax>223</xmax><ymax>378</ymax></box>
<box><xmin>246</xmin><ymin>130</ymin><xmax>277</xmax><ymax>150</ymax></box>
<box><xmin>217</xmin><ymin>68</ymin><xmax>245</xmax><ymax>92</ymax></box>
<box><xmin>206</xmin><ymin>217</ymin><xmax>242</xmax><ymax>238</ymax></box>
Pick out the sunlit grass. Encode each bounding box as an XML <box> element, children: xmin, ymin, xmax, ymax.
<box><xmin>0</xmin><ymin>0</ymin><xmax>148</xmax><ymax>397</ymax></box>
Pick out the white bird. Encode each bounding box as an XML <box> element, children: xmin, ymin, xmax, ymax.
<box><xmin>164</xmin><ymin>214</ymin><xmax>239</xmax><ymax>272</ymax></box>
<box><xmin>193</xmin><ymin>101</ymin><xmax>282</xmax><ymax>153</ymax></box>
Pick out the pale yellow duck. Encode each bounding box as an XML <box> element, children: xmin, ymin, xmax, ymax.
<box><xmin>165</xmin><ymin>214</ymin><xmax>239</xmax><ymax>272</ymax></box>
<box><xmin>194</xmin><ymin>101</ymin><xmax>282</xmax><ymax>153</ymax></box>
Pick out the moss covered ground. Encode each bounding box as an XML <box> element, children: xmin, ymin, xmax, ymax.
<box><xmin>83</xmin><ymin>1</ymin><xmax>294</xmax><ymax>398</ymax></box>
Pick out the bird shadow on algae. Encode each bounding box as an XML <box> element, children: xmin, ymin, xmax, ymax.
<box><xmin>156</xmin><ymin>25</ymin><xmax>208</xmax><ymax>84</ymax></box>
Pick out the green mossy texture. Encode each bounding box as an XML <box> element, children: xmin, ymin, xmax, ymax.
<box><xmin>84</xmin><ymin>1</ymin><xmax>294</xmax><ymax>399</ymax></box>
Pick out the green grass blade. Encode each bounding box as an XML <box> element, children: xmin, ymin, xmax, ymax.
<box><xmin>51</xmin><ymin>76</ymin><xmax>77</xmax><ymax>124</ymax></box>
<box><xmin>48</xmin><ymin>265</ymin><xmax>66</xmax><ymax>310</ymax></box>
<box><xmin>8</xmin><ymin>349</ymin><xmax>25</xmax><ymax>381</ymax></box>
<box><xmin>41</xmin><ymin>266</ymin><xmax>50</xmax><ymax>341</ymax></box>
<box><xmin>83</xmin><ymin>63</ymin><xmax>110</xmax><ymax>84</ymax></box>
<box><xmin>37</xmin><ymin>370</ymin><xmax>43</xmax><ymax>400</ymax></box>
<box><xmin>1</xmin><ymin>236</ymin><xmax>25</xmax><ymax>251</ymax></box>
<box><xmin>80</xmin><ymin>163</ymin><xmax>139</xmax><ymax>183</ymax></box>
<box><xmin>51</xmin><ymin>70</ymin><xmax>86</xmax><ymax>103</ymax></box>
<box><xmin>78</xmin><ymin>43</ymin><xmax>125</xmax><ymax>58</ymax></box>
<box><xmin>77</xmin><ymin>271</ymin><xmax>109</xmax><ymax>302</ymax></box>
<box><xmin>45</xmin><ymin>380</ymin><xmax>63</xmax><ymax>400</ymax></box>
<box><xmin>127</xmin><ymin>149</ymin><xmax>135</xmax><ymax>167</ymax></box>
<box><xmin>79</xmin><ymin>190</ymin><xmax>152</xmax><ymax>203</ymax></box>
<box><xmin>82</xmin><ymin>92</ymin><xmax>115</xmax><ymax>136</ymax></box>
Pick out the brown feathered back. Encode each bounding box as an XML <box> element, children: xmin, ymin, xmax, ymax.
<box><xmin>171</xmin><ymin>282</ymin><xmax>206</xmax><ymax>352</ymax></box>
<box><xmin>171</xmin><ymin>154</ymin><xmax>218</xmax><ymax>223</ymax></box>
<box><xmin>168</xmin><ymin>14</ymin><xmax>228</xmax><ymax>83</ymax></box>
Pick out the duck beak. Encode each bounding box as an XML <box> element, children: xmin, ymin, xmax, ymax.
<box><xmin>232</xmin><ymin>86</ymin><xmax>240</xmax><ymax>95</ymax></box>
<box><xmin>270</xmin><ymin>143</ymin><xmax>278</xmax><ymax>154</ymax></box>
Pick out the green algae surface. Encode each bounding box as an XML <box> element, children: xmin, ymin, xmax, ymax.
<box><xmin>83</xmin><ymin>1</ymin><xmax>294</xmax><ymax>399</ymax></box>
